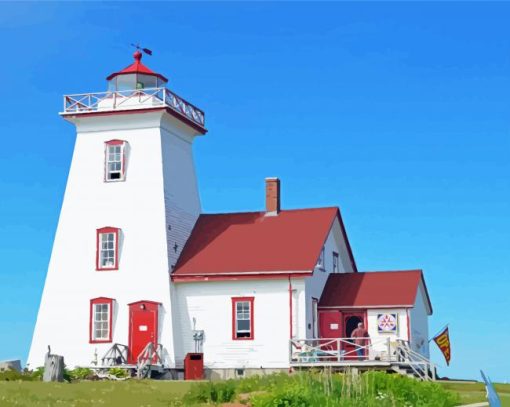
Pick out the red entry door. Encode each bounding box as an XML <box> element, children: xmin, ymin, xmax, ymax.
<box><xmin>128</xmin><ymin>301</ymin><xmax>159</xmax><ymax>364</ymax></box>
<box><xmin>343</xmin><ymin>313</ymin><xmax>365</xmax><ymax>359</ymax></box>
<box><xmin>318</xmin><ymin>310</ymin><xmax>342</xmax><ymax>350</ymax></box>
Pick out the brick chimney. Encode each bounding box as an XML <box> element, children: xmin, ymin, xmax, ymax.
<box><xmin>265</xmin><ymin>177</ymin><xmax>280</xmax><ymax>216</ymax></box>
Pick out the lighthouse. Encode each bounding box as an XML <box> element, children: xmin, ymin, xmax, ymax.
<box><xmin>28</xmin><ymin>51</ymin><xmax>206</xmax><ymax>369</ymax></box>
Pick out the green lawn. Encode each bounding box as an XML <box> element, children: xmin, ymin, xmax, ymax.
<box><xmin>438</xmin><ymin>381</ymin><xmax>510</xmax><ymax>406</ymax></box>
<box><xmin>0</xmin><ymin>380</ymin><xmax>193</xmax><ymax>407</ymax></box>
<box><xmin>1</xmin><ymin>378</ymin><xmax>509</xmax><ymax>406</ymax></box>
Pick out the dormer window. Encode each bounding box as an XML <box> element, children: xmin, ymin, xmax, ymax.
<box><xmin>96</xmin><ymin>227</ymin><xmax>120</xmax><ymax>270</ymax></box>
<box><xmin>105</xmin><ymin>140</ymin><xmax>126</xmax><ymax>182</ymax></box>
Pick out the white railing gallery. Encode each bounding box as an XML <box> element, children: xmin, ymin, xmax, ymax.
<box><xmin>62</xmin><ymin>87</ymin><xmax>205</xmax><ymax>128</ymax></box>
<box><xmin>290</xmin><ymin>338</ymin><xmax>436</xmax><ymax>380</ymax></box>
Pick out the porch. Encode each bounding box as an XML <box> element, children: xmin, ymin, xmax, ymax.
<box><xmin>290</xmin><ymin>338</ymin><xmax>436</xmax><ymax>381</ymax></box>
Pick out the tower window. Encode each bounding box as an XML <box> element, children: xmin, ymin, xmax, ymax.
<box><xmin>96</xmin><ymin>227</ymin><xmax>120</xmax><ymax>270</ymax></box>
<box><xmin>105</xmin><ymin>140</ymin><xmax>126</xmax><ymax>181</ymax></box>
<box><xmin>90</xmin><ymin>297</ymin><xmax>114</xmax><ymax>343</ymax></box>
<box><xmin>232</xmin><ymin>297</ymin><xmax>254</xmax><ymax>340</ymax></box>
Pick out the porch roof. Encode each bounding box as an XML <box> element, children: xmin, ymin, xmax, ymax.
<box><xmin>319</xmin><ymin>270</ymin><xmax>432</xmax><ymax>314</ymax></box>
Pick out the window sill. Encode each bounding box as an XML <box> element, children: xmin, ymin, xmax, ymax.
<box><xmin>233</xmin><ymin>337</ymin><xmax>254</xmax><ymax>341</ymax></box>
<box><xmin>89</xmin><ymin>339</ymin><xmax>113</xmax><ymax>344</ymax></box>
<box><xmin>96</xmin><ymin>267</ymin><xmax>119</xmax><ymax>271</ymax></box>
<box><xmin>104</xmin><ymin>178</ymin><xmax>126</xmax><ymax>183</ymax></box>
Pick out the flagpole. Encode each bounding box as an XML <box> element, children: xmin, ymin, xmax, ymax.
<box><xmin>428</xmin><ymin>323</ymin><xmax>449</xmax><ymax>343</ymax></box>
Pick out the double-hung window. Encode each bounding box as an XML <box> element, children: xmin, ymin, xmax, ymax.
<box><xmin>105</xmin><ymin>140</ymin><xmax>126</xmax><ymax>181</ymax></box>
<box><xmin>90</xmin><ymin>297</ymin><xmax>114</xmax><ymax>343</ymax></box>
<box><xmin>333</xmin><ymin>252</ymin><xmax>339</xmax><ymax>273</ymax></box>
<box><xmin>232</xmin><ymin>297</ymin><xmax>254</xmax><ymax>340</ymax></box>
<box><xmin>96</xmin><ymin>227</ymin><xmax>120</xmax><ymax>270</ymax></box>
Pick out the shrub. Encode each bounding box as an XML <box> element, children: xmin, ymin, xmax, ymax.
<box><xmin>68</xmin><ymin>367</ymin><xmax>94</xmax><ymax>380</ymax></box>
<box><xmin>183</xmin><ymin>380</ymin><xmax>237</xmax><ymax>404</ymax></box>
<box><xmin>0</xmin><ymin>367</ymin><xmax>45</xmax><ymax>382</ymax></box>
<box><xmin>108</xmin><ymin>367</ymin><xmax>129</xmax><ymax>378</ymax></box>
<box><xmin>183</xmin><ymin>371</ymin><xmax>460</xmax><ymax>407</ymax></box>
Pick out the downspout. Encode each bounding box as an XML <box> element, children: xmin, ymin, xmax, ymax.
<box><xmin>288</xmin><ymin>274</ymin><xmax>293</xmax><ymax>374</ymax></box>
<box><xmin>288</xmin><ymin>275</ymin><xmax>293</xmax><ymax>339</ymax></box>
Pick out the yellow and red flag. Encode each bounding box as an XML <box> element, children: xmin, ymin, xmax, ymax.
<box><xmin>433</xmin><ymin>326</ymin><xmax>451</xmax><ymax>365</ymax></box>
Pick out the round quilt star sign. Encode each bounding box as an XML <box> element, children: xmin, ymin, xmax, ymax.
<box><xmin>377</xmin><ymin>313</ymin><xmax>398</xmax><ymax>333</ymax></box>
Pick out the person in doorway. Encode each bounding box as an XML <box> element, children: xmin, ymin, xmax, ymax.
<box><xmin>351</xmin><ymin>322</ymin><xmax>370</xmax><ymax>361</ymax></box>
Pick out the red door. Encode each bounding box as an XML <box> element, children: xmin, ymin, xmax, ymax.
<box><xmin>128</xmin><ymin>301</ymin><xmax>159</xmax><ymax>364</ymax></box>
<box><xmin>343</xmin><ymin>313</ymin><xmax>366</xmax><ymax>359</ymax></box>
<box><xmin>318</xmin><ymin>310</ymin><xmax>342</xmax><ymax>350</ymax></box>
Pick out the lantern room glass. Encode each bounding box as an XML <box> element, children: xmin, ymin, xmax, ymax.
<box><xmin>108</xmin><ymin>73</ymin><xmax>166</xmax><ymax>92</ymax></box>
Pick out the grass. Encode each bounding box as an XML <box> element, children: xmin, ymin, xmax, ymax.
<box><xmin>438</xmin><ymin>380</ymin><xmax>510</xmax><ymax>406</ymax></box>
<box><xmin>0</xmin><ymin>380</ymin><xmax>193</xmax><ymax>406</ymax></box>
<box><xmin>1</xmin><ymin>372</ymin><xmax>509</xmax><ymax>406</ymax></box>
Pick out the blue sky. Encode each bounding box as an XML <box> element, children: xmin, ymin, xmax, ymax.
<box><xmin>0</xmin><ymin>2</ymin><xmax>509</xmax><ymax>382</ymax></box>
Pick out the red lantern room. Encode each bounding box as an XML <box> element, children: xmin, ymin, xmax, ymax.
<box><xmin>106</xmin><ymin>51</ymin><xmax>168</xmax><ymax>91</ymax></box>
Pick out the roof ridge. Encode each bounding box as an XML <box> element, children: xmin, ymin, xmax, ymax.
<box><xmin>200</xmin><ymin>206</ymin><xmax>339</xmax><ymax>217</ymax></box>
<box><xmin>357</xmin><ymin>269</ymin><xmax>423</xmax><ymax>274</ymax></box>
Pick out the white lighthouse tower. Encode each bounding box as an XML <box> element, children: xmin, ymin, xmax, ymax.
<box><xmin>28</xmin><ymin>51</ymin><xmax>206</xmax><ymax>370</ymax></box>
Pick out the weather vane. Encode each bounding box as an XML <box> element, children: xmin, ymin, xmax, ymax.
<box><xmin>130</xmin><ymin>43</ymin><xmax>153</xmax><ymax>56</ymax></box>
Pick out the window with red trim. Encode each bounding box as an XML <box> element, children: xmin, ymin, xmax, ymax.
<box><xmin>105</xmin><ymin>140</ymin><xmax>126</xmax><ymax>181</ymax></box>
<box><xmin>232</xmin><ymin>297</ymin><xmax>254</xmax><ymax>340</ymax></box>
<box><xmin>96</xmin><ymin>227</ymin><xmax>120</xmax><ymax>270</ymax></box>
<box><xmin>90</xmin><ymin>297</ymin><xmax>114</xmax><ymax>343</ymax></box>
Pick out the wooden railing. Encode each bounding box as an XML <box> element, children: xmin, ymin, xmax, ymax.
<box><xmin>101</xmin><ymin>343</ymin><xmax>128</xmax><ymax>366</ymax></box>
<box><xmin>394</xmin><ymin>339</ymin><xmax>436</xmax><ymax>381</ymax></box>
<box><xmin>290</xmin><ymin>338</ymin><xmax>436</xmax><ymax>381</ymax></box>
<box><xmin>136</xmin><ymin>342</ymin><xmax>163</xmax><ymax>379</ymax></box>
<box><xmin>290</xmin><ymin>337</ymin><xmax>393</xmax><ymax>363</ymax></box>
<box><xmin>62</xmin><ymin>87</ymin><xmax>205</xmax><ymax>128</ymax></box>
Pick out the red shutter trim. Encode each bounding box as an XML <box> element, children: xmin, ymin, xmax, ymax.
<box><xmin>231</xmin><ymin>297</ymin><xmax>255</xmax><ymax>341</ymax></box>
<box><xmin>96</xmin><ymin>227</ymin><xmax>120</xmax><ymax>271</ymax></box>
<box><xmin>89</xmin><ymin>297</ymin><xmax>114</xmax><ymax>344</ymax></box>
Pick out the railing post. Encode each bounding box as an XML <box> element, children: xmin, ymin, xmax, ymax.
<box><xmin>337</xmin><ymin>339</ymin><xmax>341</xmax><ymax>362</ymax></box>
<box><xmin>387</xmin><ymin>337</ymin><xmax>391</xmax><ymax>361</ymax></box>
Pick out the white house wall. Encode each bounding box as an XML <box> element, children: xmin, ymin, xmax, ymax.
<box><xmin>410</xmin><ymin>283</ymin><xmax>430</xmax><ymax>358</ymax></box>
<box><xmin>28</xmin><ymin>112</ymin><xmax>201</xmax><ymax>369</ymax></box>
<box><xmin>366</xmin><ymin>308</ymin><xmax>409</xmax><ymax>356</ymax></box>
<box><xmin>304</xmin><ymin>218</ymin><xmax>354</xmax><ymax>338</ymax></box>
<box><xmin>173</xmin><ymin>279</ymin><xmax>306</xmax><ymax>369</ymax></box>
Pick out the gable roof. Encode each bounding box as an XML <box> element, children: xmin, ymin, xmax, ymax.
<box><xmin>319</xmin><ymin>270</ymin><xmax>432</xmax><ymax>314</ymax></box>
<box><xmin>172</xmin><ymin>207</ymin><xmax>357</xmax><ymax>279</ymax></box>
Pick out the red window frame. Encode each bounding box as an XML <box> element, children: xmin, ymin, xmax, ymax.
<box><xmin>96</xmin><ymin>227</ymin><xmax>120</xmax><ymax>271</ymax></box>
<box><xmin>104</xmin><ymin>139</ymin><xmax>126</xmax><ymax>182</ymax></box>
<box><xmin>231</xmin><ymin>297</ymin><xmax>254</xmax><ymax>340</ymax></box>
<box><xmin>89</xmin><ymin>297</ymin><xmax>114</xmax><ymax>343</ymax></box>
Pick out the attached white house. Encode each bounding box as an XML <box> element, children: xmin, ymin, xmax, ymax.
<box><xmin>28</xmin><ymin>52</ymin><xmax>434</xmax><ymax>379</ymax></box>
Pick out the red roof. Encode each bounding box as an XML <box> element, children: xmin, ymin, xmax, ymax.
<box><xmin>173</xmin><ymin>207</ymin><xmax>356</xmax><ymax>278</ymax></box>
<box><xmin>319</xmin><ymin>270</ymin><xmax>432</xmax><ymax>313</ymax></box>
<box><xmin>106</xmin><ymin>51</ymin><xmax>168</xmax><ymax>82</ymax></box>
